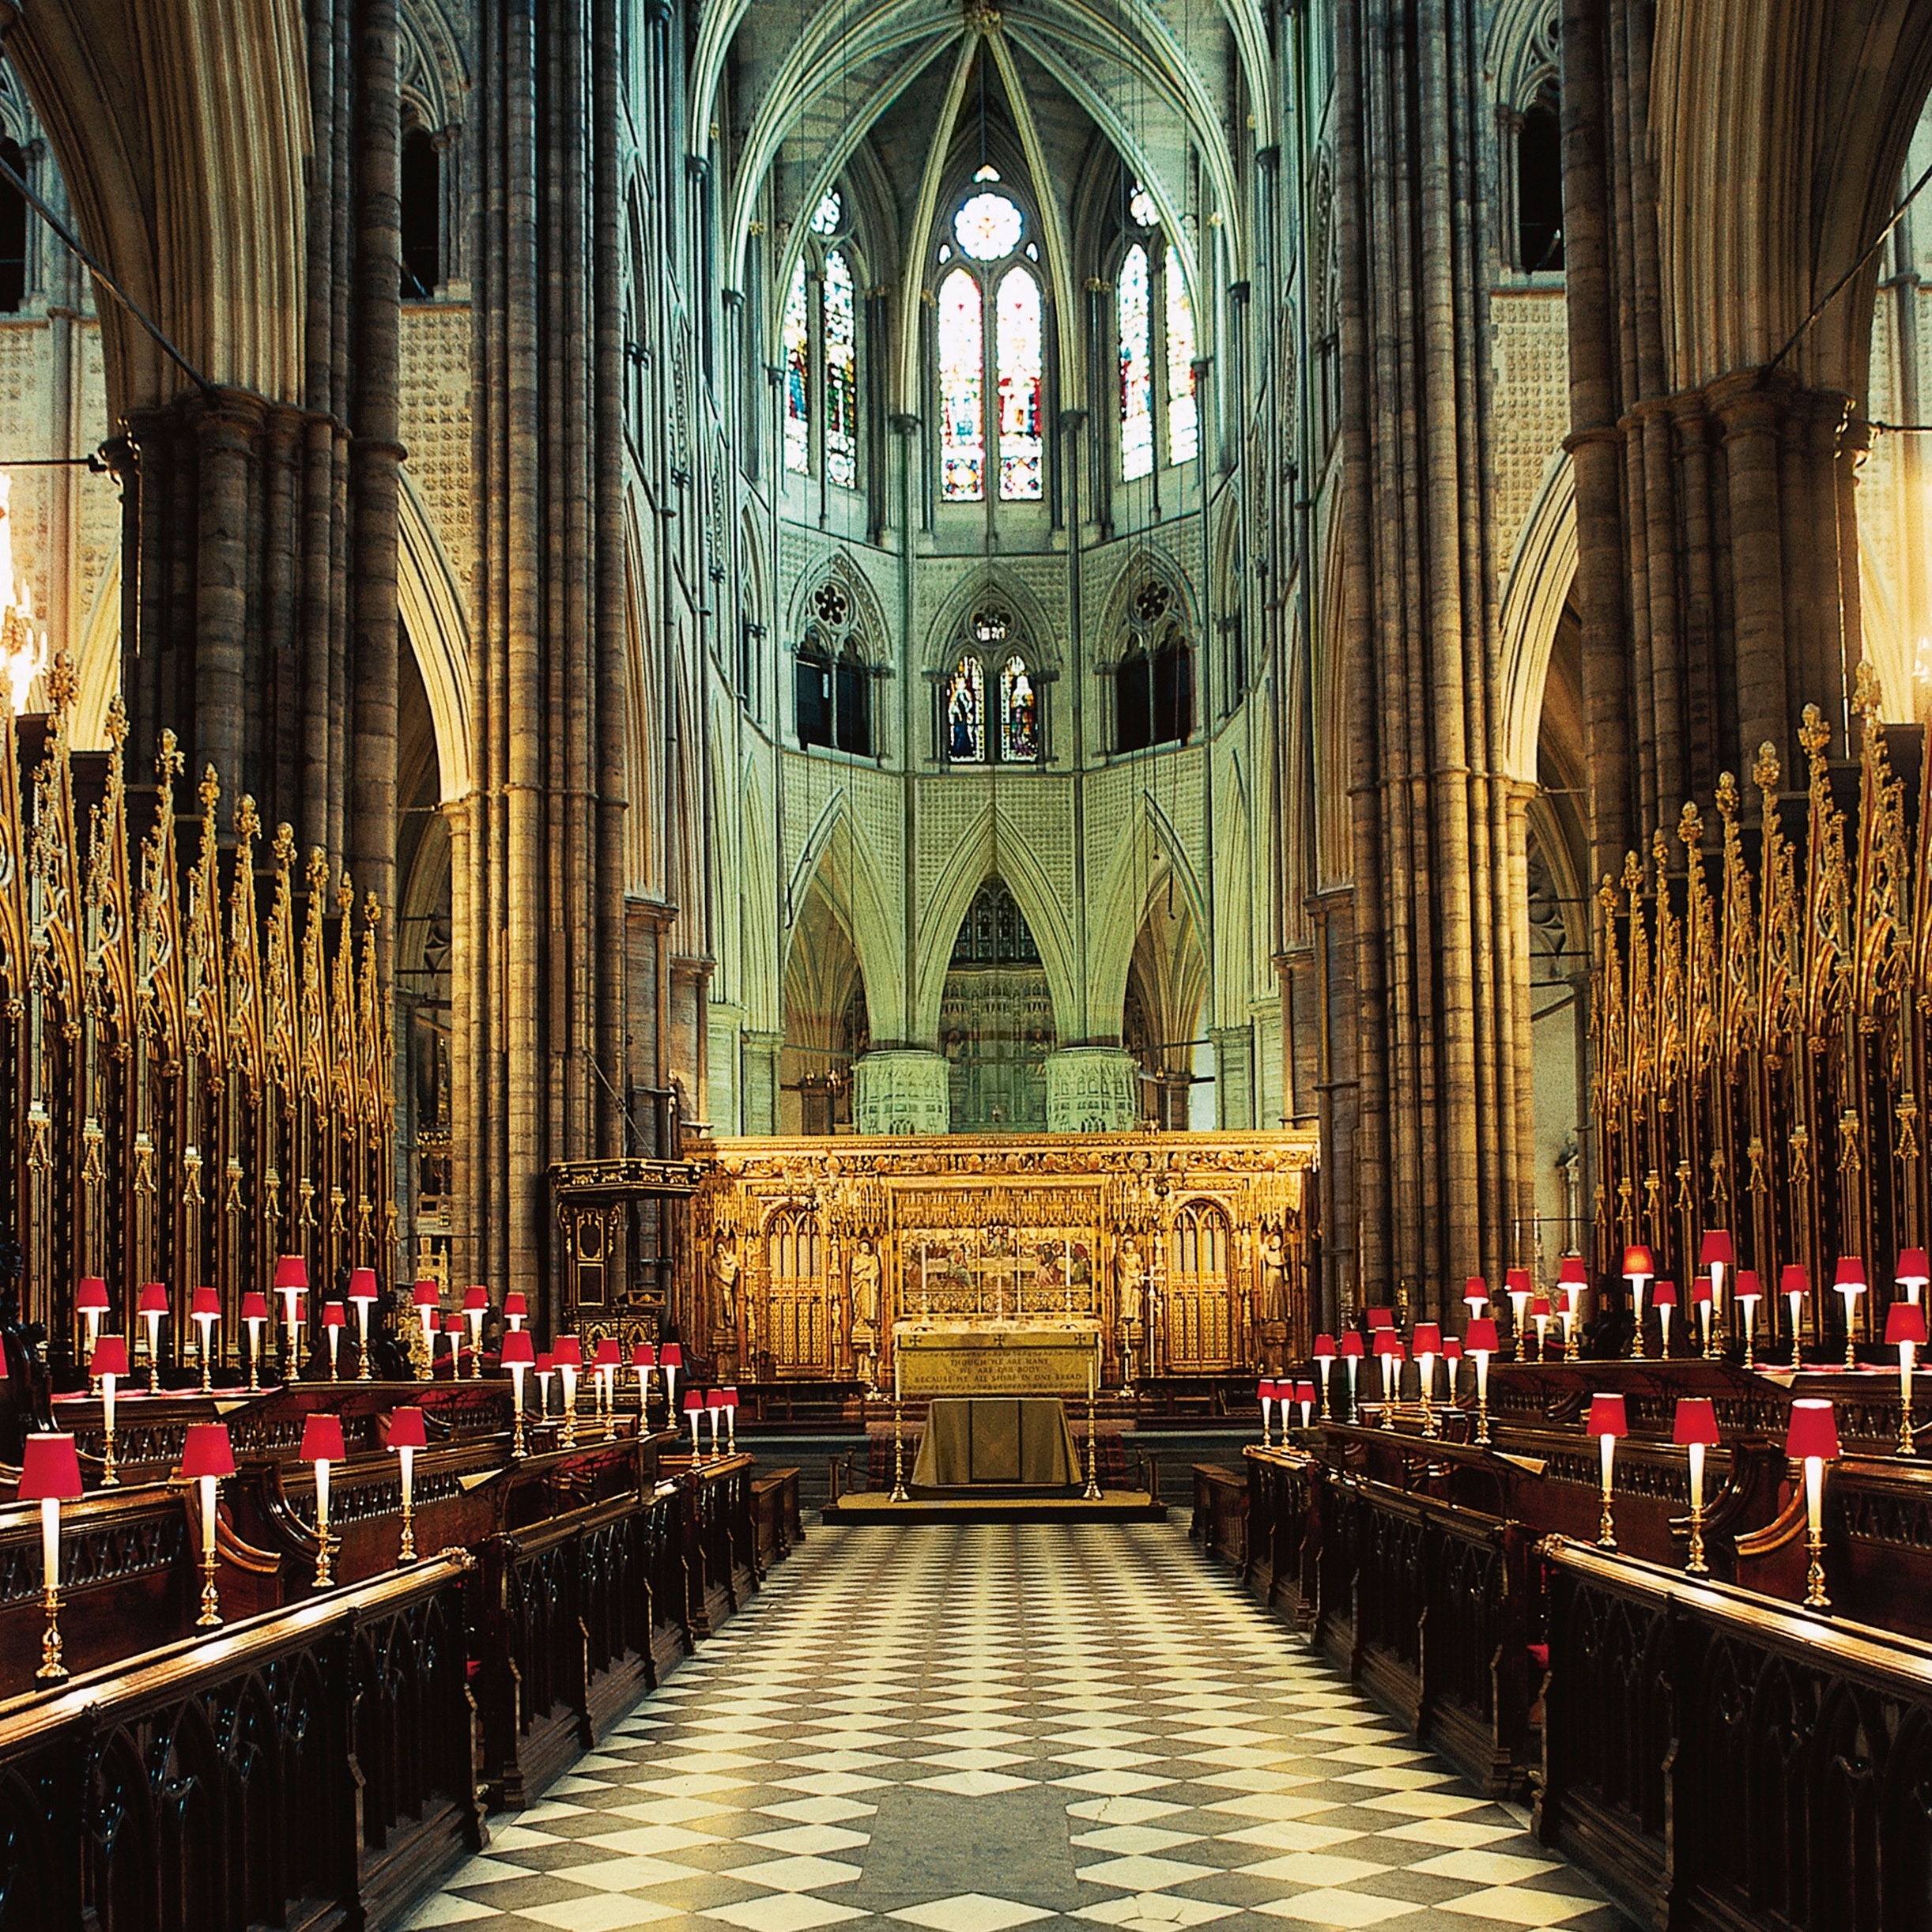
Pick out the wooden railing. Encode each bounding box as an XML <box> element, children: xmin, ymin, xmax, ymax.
<box><xmin>0</xmin><ymin>1553</ymin><xmax>481</xmax><ymax>1932</ymax></box>
<box><xmin>1538</xmin><ymin>1537</ymin><xmax>1932</xmax><ymax>1932</ymax></box>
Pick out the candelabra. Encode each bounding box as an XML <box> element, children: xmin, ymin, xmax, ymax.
<box><xmin>889</xmin><ymin>1391</ymin><xmax>909</xmax><ymax>1502</ymax></box>
<box><xmin>1083</xmin><ymin>1378</ymin><xmax>1102</xmax><ymax>1500</ymax></box>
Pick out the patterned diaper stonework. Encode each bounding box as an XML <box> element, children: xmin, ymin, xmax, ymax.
<box><xmin>399</xmin><ymin>1523</ymin><xmax>1623</xmax><ymax>1932</ymax></box>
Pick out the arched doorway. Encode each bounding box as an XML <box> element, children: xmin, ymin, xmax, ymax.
<box><xmin>941</xmin><ymin>877</ymin><xmax>1056</xmax><ymax>1132</ymax></box>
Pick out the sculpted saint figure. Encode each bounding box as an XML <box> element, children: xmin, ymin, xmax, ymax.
<box><xmin>1258</xmin><ymin>1229</ymin><xmax>1287</xmax><ymax>1323</ymax></box>
<box><xmin>713</xmin><ymin>1239</ymin><xmax>740</xmax><ymax>1323</ymax></box>
<box><xmin>1116</xmin><ymin>1235</ymin><xmax>1146</xmax><ymax>1329</ymax></box>
<box><xmin>849</xmin><ymin>1239</ymin><xmax>882</xmax><ymax>1330</ymax></box>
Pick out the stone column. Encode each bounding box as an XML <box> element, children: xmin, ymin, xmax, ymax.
<box><xmin>853</xmin><ymin>1050</ymin><xmax>951</xmax><ymax>1135</ymax></box>
<box><xmin>1210</xmin><ymin>1025</ymin><xmax>1255</xmax><ymax>1129</ymax></box>
<box><xmin>1044</xmin><ymin>1047</ymin><xmax>1141</xmax><ymax>1132</ymax></box>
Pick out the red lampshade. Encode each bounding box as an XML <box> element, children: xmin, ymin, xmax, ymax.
<box><xmin>349</xmin><ymin>1267</ymin><xmax>378</xmax><ymax>1303</ymax></box>
<box><xmin>1787</xmin><ymin>1398</ymin><xmax>1840</xmax><ymax>1461</ymax></box>
<box><xmin>1443</xmin><ymin>1338</ymin><xmax>1464</xmax><ymax>1362</ymax></box>
<box><xmin>553</xmin><ymin>1335</ymin><xmax>583</xmax><ymax>1368</ymax></box>
<box><xmin>1673</xmin><ymin>1396</ymin><xmax>1720</xmax><ymax>1447</ymax></box>
<box><xmin>1691</xmin><ymin>1274</ymin><xmax>1713</xmax><ymax>1305</ymax></box>
<box><xmin>504</xmin><ymin>1292</ymin><xmax>527</xmax><ymax>1319</ymax></box>
<box><xmin>322</xmin><ymin>1300</ymin><xmax>346</xmax><ymax>1330</ymax></box>
<box><xmin>90</xmin><ymin>1334</ymin><xmax>129</xmax><ymax>1379</ymax></box>
<box><xmin>442</xmin><ymin>1313</ymin><xmax>464</xmax><ymax>1334</ymax></box>
<box><xmin>681</xmin><ymin>1388</ymin><xmax>704</xmax><ymax>1412</ymax></box>
<box><xmin>1412</xmin><ymin>1323</ymin><xmax>1443</xmax><ymax>1357</ymax></box>
<box><xmin>632</xmin><ymin>1342</ymin><xmax>658</xmax><ymax>1368</ymax></box>
<box><xmin>1836</xmin><ymin>1256</ymin><xmax>1867</xmax><ymax>1292</ymax></box>
<box><xmin>1463</xmin><ymin>1275</ymin><xmax>1488</xmax><ymax>1304</ymax></box>
<box><xmin>191</xmin><ymin>1287</ymin><xmax>219</xmax><ymax>1319</ymax></box>
<box><xmin>241</xmin><ymin>1291</ymin><xmax>269</xmax><ymax>1321</ymax></box>
<box><xmin>386</xmin><ymin>1406</ymin><xmax>428</xmax><ymax>1451</ymax></box>
<box><xmin>594</xmin><ymin>1338</ymin><xmax>621</xmax><ymax>1368</ymax></box>
<box><xmin>1338</xmin><ymin>1332</ymin><xmax>1364</xmax><ymax>1359</ymax></box>
<box><xmin>19</xmin><ymin>1432</ymin><xmax>84</xmax><ymax>1501</ymax></box>
<box><xmin>660</xmin><ymin>1342</ymin><xmax>685</xmax><ymax>1368</ymax></box>
<box><xmin>1373</xmin><ymin>1331</ymin><xmax>1406</xmax><ymax>1360</ymax></box>
<box><xmin>706</xmin><ymin>1389</ymin><xmax>726</xmax><ymax>1409</ymax></box>
<box><xmin>301</xmin><ymin>1413</ymin><xmax>346</xmax><ymax>1462</ymax></box>
<box><xmin>463</xmin><ymin>1285</ymin><xmax>489</xmax><ymax>1312</ymax></box>
<box><xmin>723</xmin><ymin>1387</ymin><xmax>740</xmax><ymax>1409</ymax></box>
<box><xmin>182</xmin><ymin>1421</ymin><xmax>236</xmax><ymax>1479</ymax></box>
<box><xmin>536</xmin><ymin>1351</ymin><xmax>554</xmax><ymax>1374</ymax></box>
<box><xmin>1294</xmin><ymin>1380</ymin><xmax>1315</xmax><ymax>1404</ymax></box>
<box><xmin>1623</xmin><ymin>1246</ymin><xmax>1654</xmax><ymax>1275</ymax></box>
<box><xmin>76</xmin><ymin>1277</ymin><xmax>109</xmax><ymax>1313</ymax></box>
<box><xmin>1699</xmin><ymin>1230</ymin><xmax>1734</xmax><ymax>1267</ymax></box>
<box><xmin>1781</xmin><ymin>1263</ymin><xmax>1810</xmax><ymax>1299</ymax></box>
<box><xmin>501</xmin><ymin>1330</ymin><xmax>535</xmax><ymax>1367</ymax></box>
<box><xmin>1366</xmin><ymin>1307</ymin><xmax>1394</xmax><ymax>1330</ymax></box>
<box><xmin>1587</xmin><ymin>1393</ymin><xmax>1628</xmax><ymax>1439</ymax></box>
<box><xmin>1887</xmin><ymin>1302</ymin><xmax>1928</xmax><ymax>1348</ymax></box>
<box><xmin>1651</xmin><ymin>1279</ymin><xmax>1678</xmax><ymax>1308</ymax></box>
<box><xmin>274</xmin><ymin>1255</ymin><xmax>308</xmax><ymax>1290</ymax></box>
<box><xmin>1735</xmin><ymin>1269</ymin><xmax>1763</xmax><ymax>1300</ymax></box>
<box><xmin>1466</xmin><ymin>1317</ymin><xmax>1500</xmax><ymax>1353</ymax></box>
<box><xmin>412</xmin><ymin>1279</ymin><xmax>440</xmax><ymax>1308</ymax></box>
<box><xmin>1256</xmin><ymin>1379</ymin><xmax>1274</xmax><ymax>1402</ymax></box>
<box><xmin>1558</xmin><ymin>1255</ymin><xmax>1588</xmax><ymax>1286</ymax></box>
<box><xmin>1312</xmin><ymin>1334</ymin><xmax>1337</xmax><ymax>1360</ymax></box>
<box><xmin>1530</xmin><ymin>1292</ymin><xmax>1554</xmax><ymax>1317</ymax></box>
<box><xmin>1505</xmin><ymin>1266</ymin><xmax>1533</xmax><ymax>1295</ymax></box>
<box><xmin>1900</xmin><ymin>1249</ymin><xmax>1931</xmax><ymax>1283</ymax></box>
<box><xmin>138</xmin><ymin>1281</ymin><xmax>168</xmax><ymax>1315</ymax></box>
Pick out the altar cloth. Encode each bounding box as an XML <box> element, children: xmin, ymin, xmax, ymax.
<box><xmin>911</xmin><ymin>1396</ymin><xmax>1081</xmax><ymax>1489</ymax></box>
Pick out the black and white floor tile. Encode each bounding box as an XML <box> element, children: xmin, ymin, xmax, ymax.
<box><xmin>400</xmin><ymin>1525</ymin><xmax>1622</xmax><ymax>1932</ymax></box>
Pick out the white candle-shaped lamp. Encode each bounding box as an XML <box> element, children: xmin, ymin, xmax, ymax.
<box><xmin>553</xmin><ymin>1335</ymin><xmax>583</xmax><ymax>1446</ymax></box>
<box><xmin>1295</xmin><ymin>1379</ymin><xmax>1315</xmax><ymax>1428</ymax></box>
<box><xmin>441</xmin><ymin>1311</ymin><xmax>466</xmax><ymax>1375</ymax></box>
<box><xmin>412</xmin><ymin>1280</ymin><xmax>440</xmax><ymax>1378</ymax></box>
<box><xmin>1673</xmin><ymin>1395</ymin><xmax>1719</xmax><ymax>1575</ymax></box>
<box><xmin>21</xmin><ymin>1433</ymin><xmax>84</xmax><ymax>1681</ymax></box>
<box><xmin>138</xmin><ymin>1281</ymin><xmax>168</xmax><ymax>1394</ymax></box>
<box><xmin>1339</xmin><ymin>1330</ymin><xmax>1364</xmax><ymax>1421</ymax></box>
<box><xmin>1466</xmin><ymin>1317</ymin><xmax>1497</xmax><ymax>1445</ymax></box>
<box><xmin>707</xmin><ymin>1387</ymin><xmax>726</xmax><ymax>1453</ymax></box>
<box><xmin>1782</xmin><ymin>1262</ymin><xmax>1809</xmax><ymax>1370</ymax></box>
<box><xmin>1698</xmin><ymin>1229</ymin><xmax>1733</xmax><ymax>1357</ymax></box>
<box><xmin>724</xmin><ymin>1385</ymin><xmax>739</xmax><ymax>1448</ymax></box>
<box><xmin>683</xmin><ymin>1387</ymin><xmax>704</xmax><ymax>1455</ymax></box>
<box><xmin>387</xmin><ymin>1406</ymin><xmax>426</xmax><ymax>1563</ymax></box>
<box><xmin>1692</xmin><ymin>1273</ymin><xmax>1714</xmax><ymax>1357</ymax></box>
<box><xmin>594</xmin><ymin>1337</ymin><xmax>621</xmax><ymax>1436</ymax></box>
<box><xmin>321</xmin><ymin>1300</ymin><xmax>346</xmax><ymax>1382</ymax></box>
<box><xmin>183</xmin><ymin>1421</ymin><xmax>236</xmax><ymax>1626</ymax></box>
<box><xmin>1505</xmin><ymin>1266</ymin><xmax>1533</xmax><ymax>1359</ymax></box>
<box><xmin>1311</xmin><ymin>1334</ymin><xmax>1337</xmax><ymax>1417</ymax></box>
<box><xmin>1900</xmin><ymin>1248</ymin><xmax>1930</xmax><ymax>1310</ymax></box>
<box><xmin>503</xmin><ymin>1329</ymin><xmax>534</xmax><ymax>1456</ymax></box>
<box><xmin>660</xmin><ymin>1341</ymin><xmax>683</xmax><ymax>1412</ymax></box>
<box><xmin>535</xmin><ymin>1351</ymin><xmax>554</xmax><ymax>1420</ymax></box>
<box><xmin>1652</xmin><ymin>1280</ymin><xmax>1677</xmax><ymax>1358</ymax></box>
<box><xmin>1257</xmin><ymin>1377</ymin><xmax>1275</xmax><ymax>1445</ymax></box>
<box><xmin>1374</xmin><ymin>1330</ymin><xmax>1404</xmax><ymax>1426</ymax></box>
<box><xmin>1412</xmin><ymin>1322</ymin><xmax>1442</xmax><ymax>1436</ymax></box>
<box><xmin>1588</xmin><ymin>1393</ymin><xmax>1627</xmax><ymax>1549</ymax></box>
<box><xmin>1888</xmin><ymin>1300</ymin><xmax>1926</xmax><ymax>1456</ymax></box>
<box><xmin>504</xmin><ymin>1289</ymin><xmax>527</xmax><ymax>1333</ymax></box>
<box><xmin>275</xmin><ymin>1255</ymin><xmax>308</xmax><ymax>1381</ymax></box>
<box><xmin>349</xmin><ymin>1266</ymin><xmax>378</xmax><ymax>1379</ymax></box>
<box><xmin>1835</xmin><ymin>1257</ymin><xmax>1867</xmax><ymax>1372</ymax></box>
<box><xmin>191</xmin><ymin>1286</ymin><xmax>220</xmax><ymax>1392</ymax></box>
<box><xmin>1735</xmin><ymin>1269</ymin><xmax>1763</xmax><ymax>1371</ymax></box>
<box><xmin>301</xmin><ymin>1412</ymin><xmax>345</xmax><ymax>1588</ymax></box>
<box><xmin>1558</xmin><ymin>1255</ymin><xmax>1588</xmax><ymax>1359</ymax></box>
<box><xmin>632</xmin><ymin>1341</ymin><xmax>657</xmax><ymax>1423</ymax></box>
<box><xmin>1443</xmin><ymin>1336</ymin><xmax>1464</xmax><ymax>1401</ymax></box>
<box><xmin>92</xmin><ymin>1334</ymin><xmax>128</xmax><ymax>1485</ymax></box>
<box><xmin>1787</xmin><ymin>1398</ymin><xmax>1840</xmax><ymax>1609</ymax></box>
<box><xmin>241</xmin><ymin>1290</ymin><xmax>269</xmax><ymax>1392</ymax></box>
<box><xmin>1623</xmin><ymin>1244</ymin><xmax>1654</xmax><ymax>1356</ymax></box>
<box><xmin>463</xmin><ymin>1285</ymin><xmax>489</xmax><ymax>1379</ymax></box>
<box><xmin>77</xmin><ymin>1276</ymin><xmax>109</xmax><ymax>1392</ymax></box>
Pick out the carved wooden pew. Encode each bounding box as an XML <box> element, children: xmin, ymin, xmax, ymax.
<box><xmin>666</xmin><ymin>1451</ymin><xmax>760</xmax><ymax>1635</ymax></box>
<box><xmin>753</xmin><ymin>1466</ymin><xmax>803</xmax><ymax>1564</ymax></box>
<box><xmin>0</xmin><ymin>1552</ymin><xmax>482</xmax><ymax>1932</ymax></box>
<box><xmin>1243</xmin><ymin>1444</ymin><xmax>1320</xmax><ymax>1622</ymax></box>
<box><xmin>1191</xmin><ymin>1464</ymin><xmax>1249</xmax><ymax>1568</ymax></box>
<box><xmin>1537</xmin><ymin>1536</ymin><xmax>1932</xmax><ymax>1932</ymax></box>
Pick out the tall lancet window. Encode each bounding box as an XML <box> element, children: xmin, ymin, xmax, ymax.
<box><xmin>779</xmin><ymin>188</ymin><xmax>866</xmax><ymax>489</ymax></box>
<box><xmin>934</xmin><ymin>171</ymin><xmax>1048</xmax><ymax>505</ymax></box>
<box><xmin>940</xmin><ymin>268</ymin><xmax>986</xmax><ymax>502</ymax></box>
<box><xmin>783</xmin><ymin>258</ymin><xmax>810</xmax><ymax>474</ymax></box>
<box><xmin>1116</xmin><ymin>183</ymin><xmax>1200</xmax><ymax>479</ymax></box>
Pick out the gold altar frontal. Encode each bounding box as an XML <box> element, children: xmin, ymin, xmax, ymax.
<box><xmin>892</xmin><ymin>1319</ymin><xmax>1101</xmax><ymax>1397</ymax></box>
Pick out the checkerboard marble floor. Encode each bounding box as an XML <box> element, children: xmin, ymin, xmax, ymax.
<box><xmin>399</xmin><ymin>1524</ymin><xmax>1623</xmax><ymax>1932</ymax></box>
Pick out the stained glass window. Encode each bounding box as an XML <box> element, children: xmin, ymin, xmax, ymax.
<box><xmin>1000</xmin><ymin>655</ymin><xmax>1039</xmax><ymax>761</ymax></box>
<box><xmin>824</xmin><ymin>248</ymin><xmax>858</xmax><ymax>489</ymax></box>
<box><xmin>783</xmin><ymin>258</ymin><xmax>810</xmax><ymax>474</ymax></box>
<box><xmin>1119</xmin><ymin>243</ymin><xmax>1153</xmax><ymax>480</ymax></box>
<box><xmin>1129</xmin><ymin>179</ymin><xmax>1157</xmax><ymax>226</ymax></box>
<box><xmin>939</xmin><ymin>267</ymin><xmax>985</xmax><ymax>502</ymax></box>
<box><xmin>955</xmin><ymin>191</ymin><xmax>1023</xmax><ymax>262</ymax></box>
<box><xmin>809</xmin><ymin>190</ymin><xmax>843</xmax><ymax>236</ymax></box>
<box><xmin>945</xmin><ymin>654</ymin><xmax>985</xmax><ymax>760</ymax></box>
<box><xmin>1166</xmin><ymin>266</ymin><xmax>1197</xmax><ymax>466</ymax></box>
<box><xmin>996</xmin><ymin>268</ymin><xmax>1043</xmax><ymax>501</ymax></box>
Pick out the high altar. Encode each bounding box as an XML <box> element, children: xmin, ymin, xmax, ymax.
<box><xmin>690</xmin><ymin>1130</ymin><xmax>1318</xmax><ymax>1392</ymax></box>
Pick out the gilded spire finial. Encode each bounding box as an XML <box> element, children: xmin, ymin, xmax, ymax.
<box><xmin>1752</xmin><ymin>741</ymin><xmax>1781</xmax><ymax>794</ymax></box>
<box><xmin>235</xmin><ymin>794</ymin><xmax>260</xmax><ymax>845</ymax></box>
<box><xmin>198</xmin><ymin>763</ymin><xmax>220</xmax><ymax>819</ymax></box>
<box><xmin>157</xmin><ymin>728</ymin><xmax>185</xmax><ymax>787</ymax></box>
